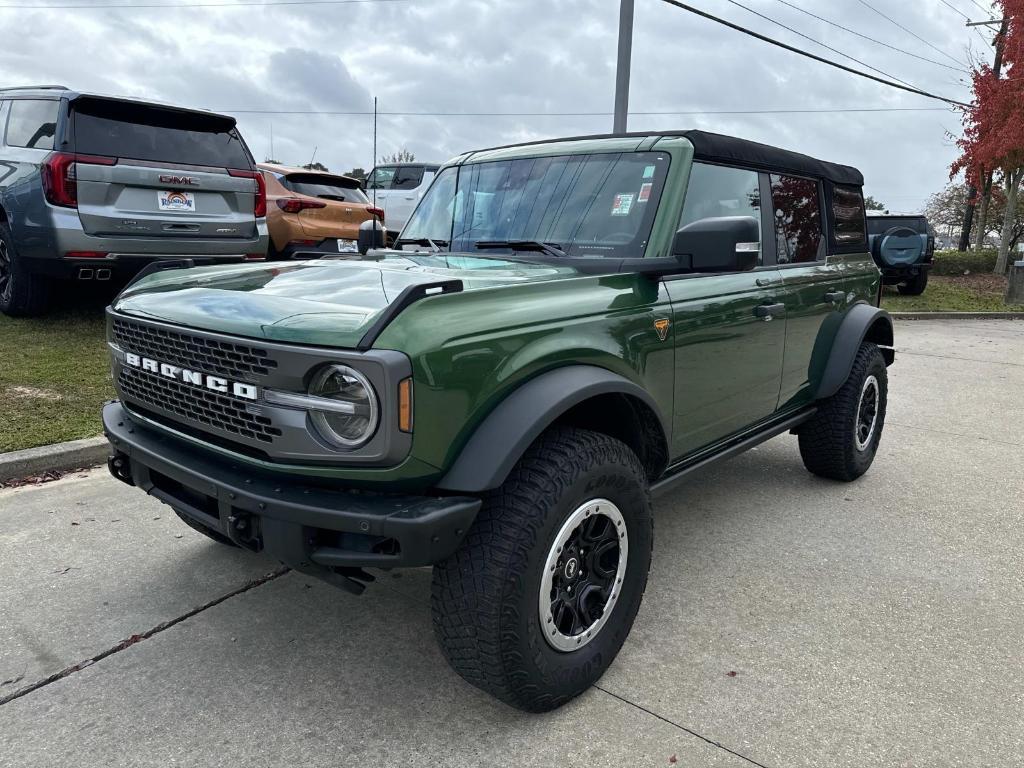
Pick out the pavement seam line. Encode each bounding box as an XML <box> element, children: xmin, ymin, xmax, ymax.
<box><xmin>886</xmin><ymin>421</ymin><xmax>1024</xmax><ymax>448</ymax></box>
<box><xmin>895</xmin><ymin>350</ymin><xmax>1024</xmax><ymax>368</ymax></box>
<box><xmin>0</xmin><ymin>566</ymin><xmax>290</xmax><ymax>708</ymax></box>
<box><xmin>593</xmin><ymin>684</ymin><xmax>773</xmax><ymax>768</ymax></box>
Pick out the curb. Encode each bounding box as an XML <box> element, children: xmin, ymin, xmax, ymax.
<box><xmin>890</xmin><ymin>311</ymin><xmax>1024</xmax><ymax>320</ymax></box>
<box><xmin>0</xmin><ymin>436</ymin><xmax>108</xmax><ymax>484</ymax></box>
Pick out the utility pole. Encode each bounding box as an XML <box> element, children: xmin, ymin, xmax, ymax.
<box><xmin>613</xmin><ymin>0</ymin><xmax>634</xmax><ymax>134</ymax></box>
<box><xmin>958</xmin><ymin>17</ymin><xmax>1010</xmax><ymax>251</ymax></box>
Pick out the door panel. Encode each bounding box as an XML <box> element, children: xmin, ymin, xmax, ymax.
<box><xmin>665</xmin><ymin>270</ymin><xmax>786</xmax><ymax>459</ymax></box>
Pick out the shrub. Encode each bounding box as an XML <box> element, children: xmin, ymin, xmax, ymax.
<box><xmin>931</xmin><ymin>249</ymin><xmax>999</xmax><ymax>275</ymax></box>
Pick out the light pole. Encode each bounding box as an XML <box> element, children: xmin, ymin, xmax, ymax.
<box><xmin>613</xmin><ymin>0</ymin><xmax>635</xmax><ymax>134</ymax></box>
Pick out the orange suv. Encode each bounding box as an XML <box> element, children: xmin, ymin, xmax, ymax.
<box><xmin>259</xmin><ymin>163</ymin><xmax>384</xmax><ymax>259</ymax></box>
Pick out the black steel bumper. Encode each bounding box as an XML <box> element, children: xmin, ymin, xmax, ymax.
<box><xmin>880</xmin><ymin>262</ymin><xmax>932</xmax><ymax>283</ymax></box>
<box><xmin>102</xmin><ymin>402</ymin><xmax>480</xmax><ymax>589</ymax></box>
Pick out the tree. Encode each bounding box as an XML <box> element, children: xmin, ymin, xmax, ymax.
<box><xmin>951</xmin><ymin>0</ymin><xmax>1024</xmax><ymax>274</ymax></box>
<box><xmin>925</xmin><ymin>183</ymin><xmax>969</xmax><ymax>238</ymax></box>
<box><xmin>864</xmin><ymin>195</ymin><xmax>887</xmax><ymax>212</ymax></box>
<box><xmin>302</xmin><ymin>161</ymin><xmax>330</xmax><ymax>172</ymax></box>
<box><xmin>380</xmin><ymin>148</ymin><xmax>415</xmax><ymax>164</ymax></box>
<box><xmin>344</xmin><ymin>167</ymin><xmax>367</xmax><ymax>181</ymax></box>
<box><xmin>264</xmin><ymin>157</ymin><xmax>282</xmax><ymax>165</ymax></box>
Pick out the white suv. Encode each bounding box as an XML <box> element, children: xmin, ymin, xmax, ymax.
<box><xmin>365</xmin><ymin>163</ymin><xmax>439</xmax><ymax>236</ymax></box>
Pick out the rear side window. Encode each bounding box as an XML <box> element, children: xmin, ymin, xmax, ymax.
<box><xmin>393</xmin><ymin>166</ymin><xmax>424</xmax><ymax>190</ymax></box>
<box><xmin>770</xmin><ymin>174</ymin><xmax>823</xmax><ymax>264</ymax></box>
<box><xmin>832</xmin><ymin>185</ymin><xmax>867</xmax><ymax>246</ymax></box>
<box><xmin>366</xmin><ymin>166</ymin><xmax>396</xmax><ymax>189</ymax></box>
<box><xmin>281</xmin><ymin>174</ymin><xmax>369</xmax><ymax>203</ymax></box>
<box><xmin>6</xmin><ymin>99</ymin><xmax>58</xmax><ymax>150</ymax></box>
<box><xmin>680</xmin><ymin>162</ymin><xmax>763</xmax><ymax>264</ymax></box>
<box><xmin>70</xmin><ymin>98</ymin><xmax>251</xmax><ymax>168</ymax></box>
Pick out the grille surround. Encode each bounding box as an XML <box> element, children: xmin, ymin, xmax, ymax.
<box><xmin>112</xmin><ymin>317</ymin><xmax>278</xmax><ymax>379</ymax></box>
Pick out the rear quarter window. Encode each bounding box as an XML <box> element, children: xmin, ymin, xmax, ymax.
<box><xmin>70</xmin><ymin>98</ymin><xmax>251</xmax><ymax>168</ymax></box>
<box><xmin>832</xmin><ymin>185</ymin><xmax>867</xmax><ymax>246</ymax></box>
<box><xmin>6</xmin><ymin>99</ymin><xmax>59</xmax><ymax>150</ymax></box>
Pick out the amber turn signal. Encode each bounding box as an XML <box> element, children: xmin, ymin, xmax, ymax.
<box><xmin>398</xmin><ymin>378</ymin><xmax>413</xmax><ymax>433</ymax></box>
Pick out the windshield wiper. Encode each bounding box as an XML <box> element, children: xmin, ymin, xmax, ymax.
<box><xmin>474</xmin><ymin>240</ymin><xmax>567</xmax><ymax>258</ymax></box>
<box><xmin>395</xmin><ymin>237</ymin><xmax>448</xmax><ymax>252</ymax></box>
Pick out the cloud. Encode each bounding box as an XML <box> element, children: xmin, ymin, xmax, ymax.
<box><xmin>0</xmin><ymin>0</ymin><xmax>991</xmax><ymax>210</ymax></box>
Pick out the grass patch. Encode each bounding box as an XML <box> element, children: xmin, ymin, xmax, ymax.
<box><xmin>0</xmin><ymin>309</ymin><xmax>113</xmax><ymax>452</ymax></box>
<box><xmin>881</xmin><ymin>274</ymin><xmax>1023</xmax><ymax>313</ymax></box>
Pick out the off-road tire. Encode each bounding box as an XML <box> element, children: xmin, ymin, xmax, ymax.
<box><xmin>431</xmin><ymin>427</ymin><xmax>653</xmax><ymax>712</ymax></box>
<box><xmin>173</xmin><ymin>509</ymin><xmax>239</xmax><ymax>547</ymax></box>
<box><xmin>798</xmin><ymin>342</ymin><xmax>887</xmax><ymax>481</ymax></box>
<box><xmin>897</xmin><ymin>271</ymin><xmax>928</xmax><ymax>296</ymax></box>
<box><xmin>0</xmin><ymin>223</ymin><xmax>50</xmax><ymax>317</ymax></box>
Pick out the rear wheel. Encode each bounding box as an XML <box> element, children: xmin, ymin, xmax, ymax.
<box><xmin>897</xmin><ymin>271</ymin><xmax>928</xmax><ymax>296</ymax></box>
<box><xmin>0</xmin><ymin>224</ymin><xmax>50</xmax><ymax>317</ymax></box>
<box><xmin>798</xmin><ymin>342</ymin><xmax>887</xmax><ymax>481</ymax></box>
<box><xmin>431</xmin><ymin>427</ymin><xmax>653</xmax><ymax>712</ymax></box>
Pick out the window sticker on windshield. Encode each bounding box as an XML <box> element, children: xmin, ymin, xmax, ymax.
<box><xmin>612</xmin><ymin>193</ymin><xmax>634</xmax><ymax>216</ymax></box>
<box><xmin>638</xmin><ymin>182</ymin><xmax>652</xmax><ymax>203</ymax></box>
<box><xmin>642</xmin><ymin>165</ymin><xmax>655</xmax><ymax>179</ymax></box>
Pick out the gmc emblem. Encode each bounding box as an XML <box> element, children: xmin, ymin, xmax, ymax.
<box><xmin>159</xmin><ymin>174</ymin><xmax>198</xmax><ymax>185</ymax></box>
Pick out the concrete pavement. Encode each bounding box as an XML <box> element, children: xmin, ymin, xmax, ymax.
<box><xmin>1</xmin><ymin>320</ymin><xmax>1022</xmax><ymax>767</ymax></box>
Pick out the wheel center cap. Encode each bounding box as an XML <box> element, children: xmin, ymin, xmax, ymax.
<box><xmin>563</xmin><ymin>557</ymin><xmax>580</xmax><ymax>581</ymax></box>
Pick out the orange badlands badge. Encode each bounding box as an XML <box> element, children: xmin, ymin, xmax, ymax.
<box><xmin>654</xmin><ymin>318</ymin><xmax>670</xmax><ymax>341</ymax></box>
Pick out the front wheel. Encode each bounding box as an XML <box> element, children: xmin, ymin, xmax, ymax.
<box><xmin>798</xmin><ymin>342</ymin><xmax>888</xmax><ymax>481</ymax></box>
<box><xmin>431</xmin><ymin>427</ymin><xmax>653</xmax><ymax>712</ymax></box>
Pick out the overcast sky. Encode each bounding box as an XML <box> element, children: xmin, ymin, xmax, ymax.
<box><xmin>1</xmin><ymin>0</ymin><xmax>998</xmax><ymax>212</ymax></box>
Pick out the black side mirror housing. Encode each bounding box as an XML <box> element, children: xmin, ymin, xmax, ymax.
<box><xmin>672</xmin><ymin>216</ymin><xmax>760</xmax><ymax>273</ymax></box>
<box><xmin>358</xmin><ymin>218</ymin><xmax>386</xmax><ymax>255</ymax></box>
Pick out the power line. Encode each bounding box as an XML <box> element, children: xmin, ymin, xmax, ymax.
<box><xmin>938</xmin><ymin>0</ymin><xmax>971</xmax><ymax>21</ymax></box>
<box><xmin>965</xmin><ymin>0</ymin><xmax>994</xmax><ymax>15</ymax></box>
<box><xmin>0</xmin><ymin>0</ymin><xmax>404</xmax><ymax>8</ymax></box>
<box><xmin>219</xmin><ymin>107</ymin><xmax>952</xmax><ymax>116</ymax></box>
<box><xmin>854</xmin><ymin>0</ymin><xmax>968</xmax><ymax>68</ymax></box>
<box><xmin>723</xmin><ymin>0</ymin><xmax>921</xmax><ymax>89</ymax></box>
<box><xmin>656</xmin><ymin>0</ymin><xmax>971</xmax><ymax>107</ymax></box>
<box><xmin>771</xmin><ymin>0</ymin><xmax>969</xmax><ymax>74</ymax></box>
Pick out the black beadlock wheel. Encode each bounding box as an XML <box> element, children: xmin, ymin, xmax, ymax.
<box><xmin>431</xmin><ymin>427</ymin><xmax>653</xmax><ymax>712</ymax></box>
<box><xmin>173</xmin><ymin>509</ymin><xmax>239</xmax><ymax>547</ymax></box>
<box><xmin>0</xmin><ymin>223</ymin><xmax>51</xmax><ymax>317</ymax></box>
<box><xmin>798</xmin><ymin>342</ymin><xmax>888</xmax><ymax>481</ymax></box>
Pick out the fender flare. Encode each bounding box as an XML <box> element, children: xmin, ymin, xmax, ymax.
<box><xmin>815</xmin><ymin>303</ymin><xmax>894</xmax><ymax>400</ymax></box>
<box><xmin>435</xmin><ymin>365</ymin><xmax>669</xmax><ymax>494</ymax></box>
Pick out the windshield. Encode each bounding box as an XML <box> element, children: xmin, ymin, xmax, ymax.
<box><xmin>400</xmin><ymin>151</ymin><xmax>670</xmax><ymax>257</ymax></box>
<box><xmin>281</xmin><ymin>175</ymin><xmax>368</xmax><ymax>203</ymax></box>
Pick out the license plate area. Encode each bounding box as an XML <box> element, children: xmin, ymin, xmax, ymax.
<box><xmin>157</xmin><ymin>190</ymin><xmax>196</xmax><ymax>212</ymax></box>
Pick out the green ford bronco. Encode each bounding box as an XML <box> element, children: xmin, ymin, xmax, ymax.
<box><xmin>103</xmin><ymin>130</ymin><xmax>894</xmax><ymax>711</ymax></box>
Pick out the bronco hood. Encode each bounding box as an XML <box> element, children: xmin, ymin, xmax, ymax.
<box><xmin>113</xmin><ymin>253</ymin><xmax>580</xmax><ymax>348</ymax></box>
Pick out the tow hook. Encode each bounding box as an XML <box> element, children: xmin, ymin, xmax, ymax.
<box><xmin>227</xmin><ymin>512</ymin><xmax>262</xmax><ymax>552</ymax></box>
<box><xmin>107</xmin><ymin>452</ymin><xmax>134</xmax><ymax>485</ymax></box>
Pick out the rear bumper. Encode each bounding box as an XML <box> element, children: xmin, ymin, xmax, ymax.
<box><xmin>102</xmin><ymin>401</ymin><xmax>480</xmax><ymax>580</ymax></box>
<box><xmin>274</xmin><ymin>239</ymin><xmax>355</xmax><ymax>260</ymax></box>
<box><xmin>880</xmin><ymin>262</ymin><xmax>931</xmax><ymax>283</ymax></box>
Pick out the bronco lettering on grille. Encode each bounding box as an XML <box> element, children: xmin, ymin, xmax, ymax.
<box><xmin>124</xmin><ymin>353</ymin><xmax>258</xmax><ymax>400</ymax></box>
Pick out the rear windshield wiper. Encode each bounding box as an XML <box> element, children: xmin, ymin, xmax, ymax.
<box><xmin>395</xmin><ymin>237</ymin><xmax>448</xmax><ymax>252</ymax></box>
<box><xmin>474</xmin><ymin>240</ymin><xmax>567</xmax><ymax>258</ymax></box>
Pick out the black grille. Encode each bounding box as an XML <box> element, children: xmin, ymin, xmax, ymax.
<box><xmin>119</xmin><ymin>367</ymin><xmax>282</xmax><ymax>444</ymax></box>
<box><xmin>112</xmin><ymin>318</ymin><xmax>278</xmax><ymax>379</ymax></box>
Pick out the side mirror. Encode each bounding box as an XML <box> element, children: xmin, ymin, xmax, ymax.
<box><xmin>672</xmin><ymin>216</ymin><xmax>760</xmax><ymax>273</ymax></box>
<box><xmin>358</xmin><ymin>218</ymin><xmax>386</xmax><ymax>254</ymax></box>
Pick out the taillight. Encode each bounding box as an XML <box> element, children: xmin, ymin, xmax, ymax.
<box><xmin>228</xmin><ymin>169</ymin><xmax>267</xmax><ymax>218</ymax></box>
<box><xmin>276</xmin><ymin>198</ymin><xmax>327</xmax><ymax>214</ymax></box>
<box><xmin>366</xmin><ymin>206</ymin><xmax>385</xmax><ymax>221</ymax></box>
<box><xmin>42</xmin><ymin>152</ymin><xmax>117</xmax><ymax>208</ymax></box>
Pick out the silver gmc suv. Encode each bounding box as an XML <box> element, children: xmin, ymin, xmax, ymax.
<box><xmin>0</xmin><ymin>86</ymin><xmax>269</xmax><ymax>316</ymax></box>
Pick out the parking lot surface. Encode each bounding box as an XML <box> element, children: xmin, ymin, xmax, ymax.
<box><xmin>1</xmin><ymin>319</ymin><xmax>1022</xmax><ymax>767</ymax></box>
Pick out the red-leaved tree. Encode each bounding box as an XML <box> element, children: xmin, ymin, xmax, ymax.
<box><xmin>952</xmin><ymin>0</ymin><xmax>1024</xmax><ymax>274</ymax></box>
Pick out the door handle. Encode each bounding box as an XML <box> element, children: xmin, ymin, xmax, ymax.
<box><xmin>753</xmin><ymin>302</ymin><xmax>785</xmax><ymax>320</ymax></box>
<box><xmin>824</xmin><ymin>291</ymin><xmax>845</xmax><ymax>304</ymax></box>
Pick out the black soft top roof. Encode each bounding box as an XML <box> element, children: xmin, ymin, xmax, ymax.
<box><xmin>683</xmin><ymin>130</ymin><xmax>863</xmax><ymax>186</ymax></box>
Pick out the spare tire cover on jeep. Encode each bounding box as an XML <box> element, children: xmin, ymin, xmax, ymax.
<box><xmin>873</xmin><ymin>226</ymin><xmax>924</xmax><ymax>267</ymax></box>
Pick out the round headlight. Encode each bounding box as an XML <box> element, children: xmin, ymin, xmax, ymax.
<box><xmin>308</xmin><ymin>364</ymin><xmax>379</xmax><ymax>448</ymax></box>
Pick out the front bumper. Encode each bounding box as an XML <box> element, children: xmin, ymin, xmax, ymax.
<box><xmin>102</xmin><ymin>401</ymin><xmax>480</xmax><ymax>586</ymax></box>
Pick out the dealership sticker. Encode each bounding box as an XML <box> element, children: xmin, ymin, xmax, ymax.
<box><xmin>638</xmin><ymin>182</ymin><xmax>653</xmax><ymax>202</ymax></box>
<box><xmin>611</xmin><ymin>193</ymin><xmax>634</xmax><ymax>216</ymax></box>
<box><xmin>642</xmin><ymin>165</ymin><xmax>655</xmax><ymax>179</ymax></box>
